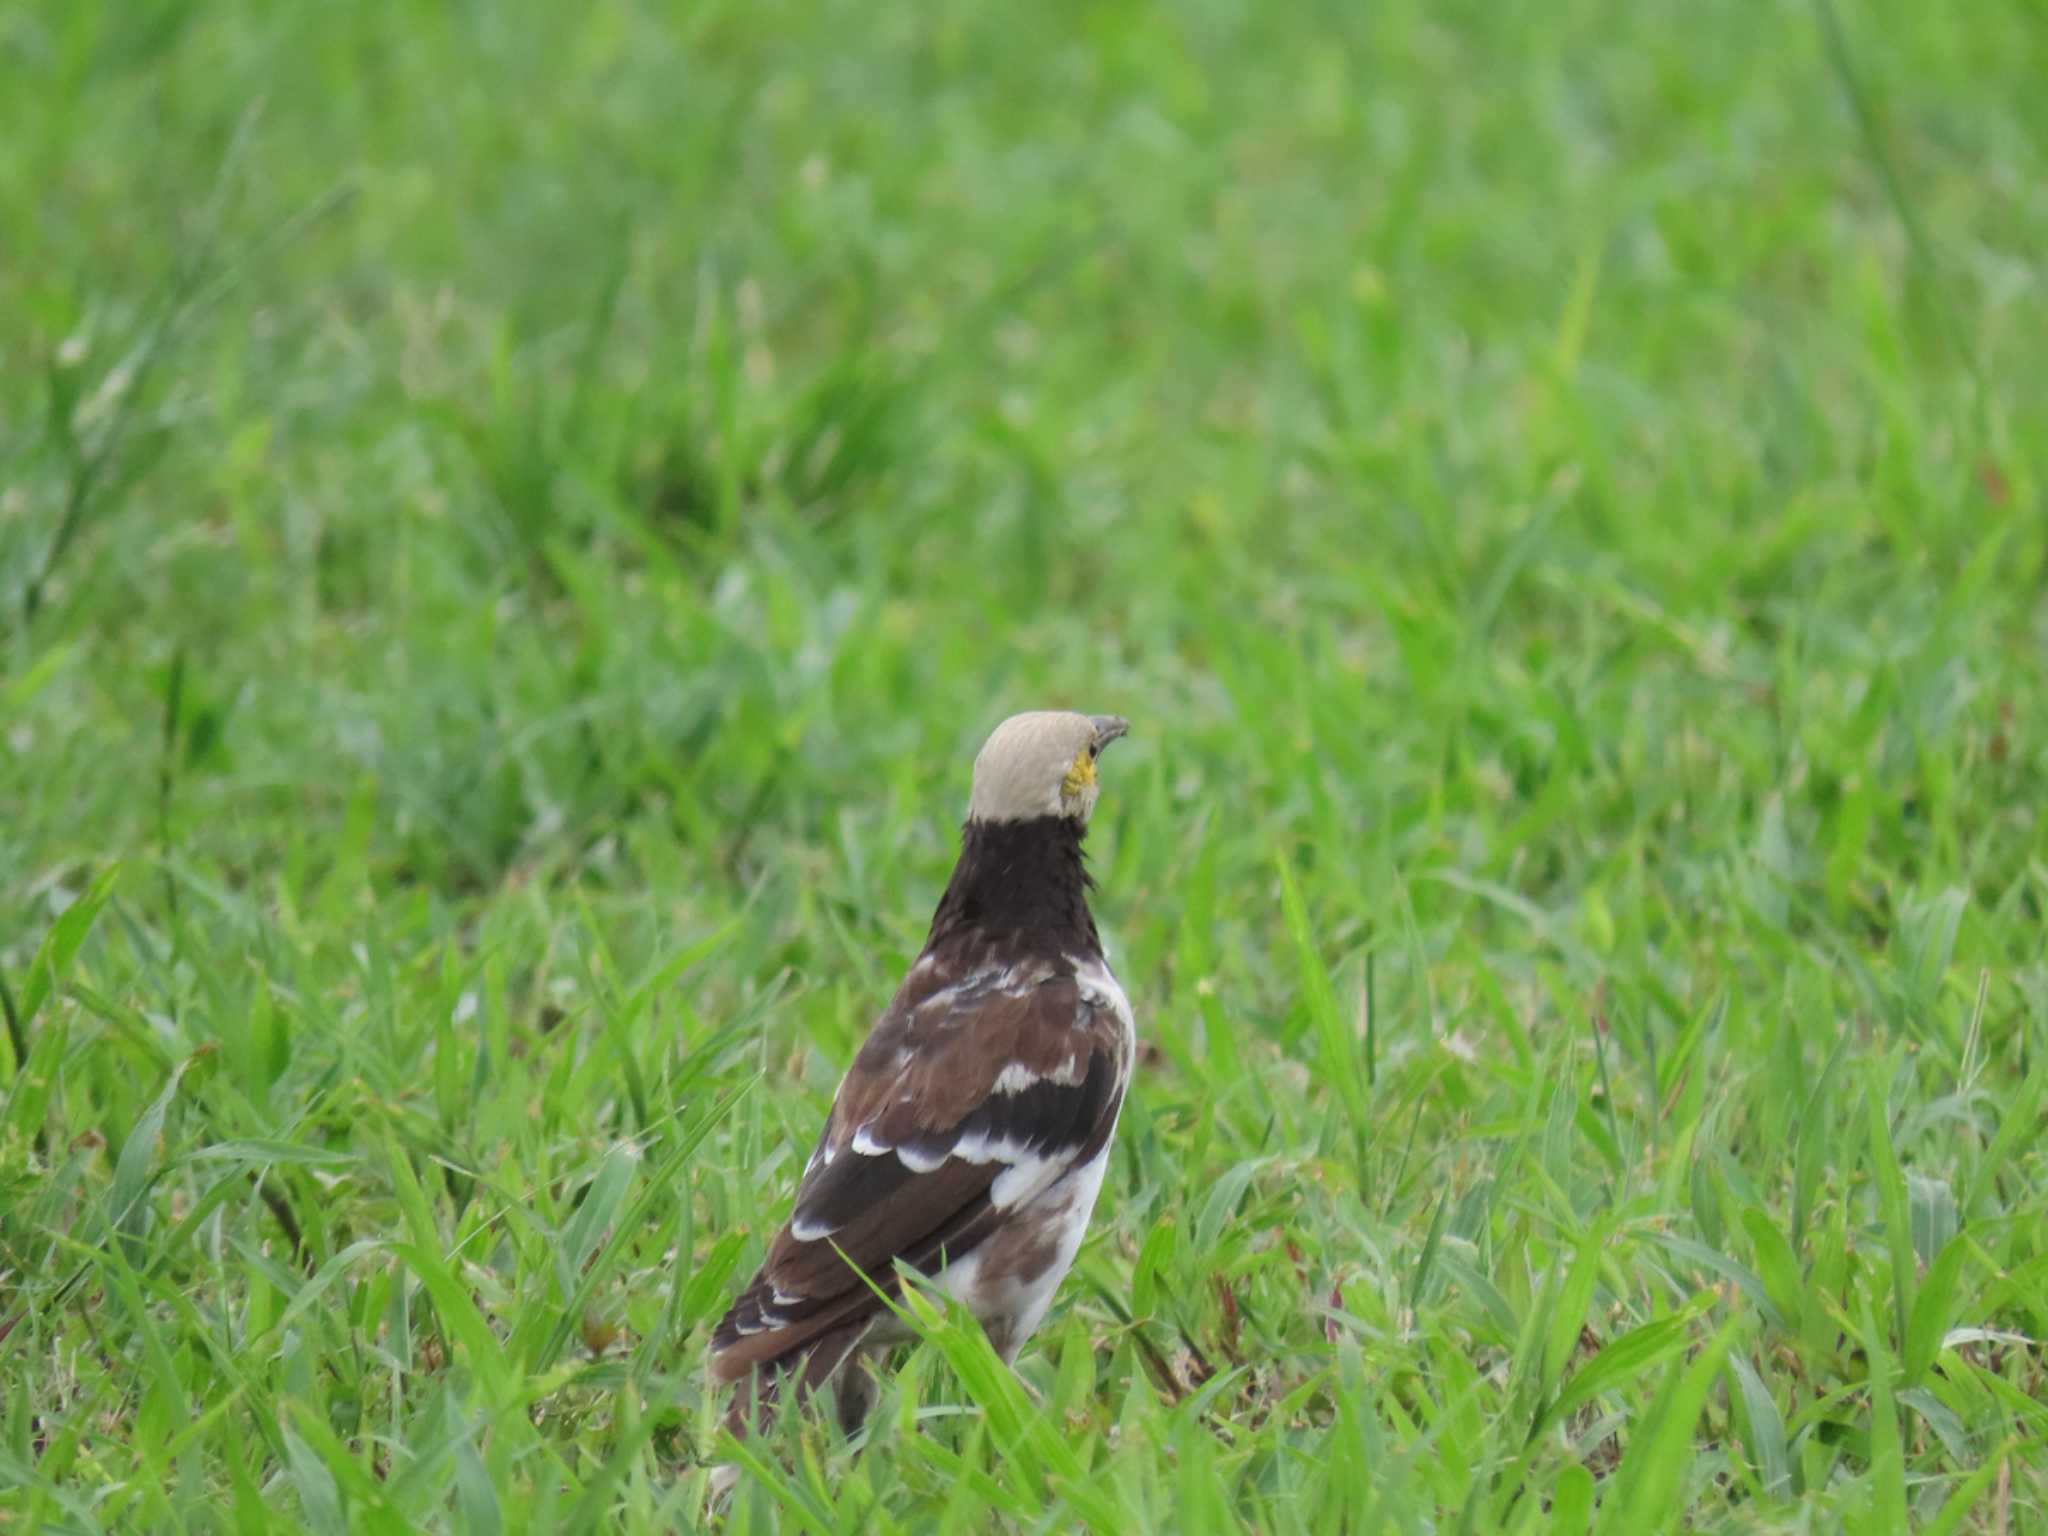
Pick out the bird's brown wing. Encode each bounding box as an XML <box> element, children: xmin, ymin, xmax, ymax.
<box><xmin>709</xmin><ymin>944</ymin><xmax>1127</xmax><ymax>1381</ymax></box>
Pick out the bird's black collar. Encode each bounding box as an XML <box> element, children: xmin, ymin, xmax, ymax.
<box><xmin>927</xmin><ymin>815</ymin><xmax>1098</xmax><ymax>952</ymax></box>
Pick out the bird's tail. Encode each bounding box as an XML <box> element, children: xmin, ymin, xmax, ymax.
<box><xmin>707</xmin><ymin>1322</ymin><xmax>876</xmax><ymax>1510</ymax></box>
<box><xmin>714</xmin><ymin>1318</ymin><xmax>877</xmax><ymax>1463</ymax></box>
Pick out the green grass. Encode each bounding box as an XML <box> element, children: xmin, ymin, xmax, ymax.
<box><xmin>4</xmin><ymin>0</ymin><xmax>2046</xmax><ymax>1528</ymax></box>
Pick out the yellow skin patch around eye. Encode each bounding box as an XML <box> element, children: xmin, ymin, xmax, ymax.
<box><xmin>1061</xmin><ymin>749</ymin><xmax>1096</xmax><ymax>800</ymax></box>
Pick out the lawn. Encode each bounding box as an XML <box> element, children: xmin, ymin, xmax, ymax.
<box><xmin>3</xmin><ymin>0</ymin><xmax>2046</xmax><ymax>1529</ymax></box>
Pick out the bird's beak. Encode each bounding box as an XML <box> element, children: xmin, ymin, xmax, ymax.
<box><xmin>1088</xmin><ymin>715</ymin><xmax>1130</xmax><ymax>751</ymax></box>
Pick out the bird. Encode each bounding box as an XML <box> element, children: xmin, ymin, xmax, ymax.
<box><xmin>708</xmin><ymin>709</ymin><xmax>1136</xmax><ymax>1441</ymax></box>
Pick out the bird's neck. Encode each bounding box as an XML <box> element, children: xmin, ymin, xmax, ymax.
<box><xmin>927</xmin><ymin>815</ymin><xmax>1099</xmax><ymax>953</ymax></box>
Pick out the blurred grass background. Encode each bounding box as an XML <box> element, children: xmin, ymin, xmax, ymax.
<box><xmin>3</xmin><ymin>0</ymin><xmax>2046</xmax><ymax>1529</ymax></box>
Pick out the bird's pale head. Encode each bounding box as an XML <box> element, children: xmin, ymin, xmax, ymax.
<box><xmin>967</xmin><ymin>711</ymin><xmax>1130</xmax><ymax>825</ymax></box>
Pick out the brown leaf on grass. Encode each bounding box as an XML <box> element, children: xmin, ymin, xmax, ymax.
<box><xmin>582</xmin><ymin>1311</ymin><xmax>621</xmax><ymax>1356</ymax></box>
<box><xmin>1213</xmin><ymin>1275</ymin><xmax>1244</xmax><ymax>1365</ymax></box>
<box><xmin>1989</xmin><ymin>698</ymin><xmax>2013</xmax><ymax>764</ymax></box>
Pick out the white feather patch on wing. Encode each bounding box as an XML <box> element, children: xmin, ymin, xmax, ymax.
<box><xmin>894</xmin><ymin>1139</ymin><xmax>949</xmax><ymax>1173</ymax></box>
<box><xmin>1071</xmin><ymin>955</ymin><xmax>1136</xmax><ymax>1038</ymax></box>
<box><xmin>990</xmin><ymin>1152</ymin><xmax>1067</xmax><ymax>1209</ymax></box>
<box><xmin>851</xmin><ymin>1126</ymin><xmax>890</xmax><ymax>1157</ymax></box>
<box><xmin>944</xmin><ymin>1128</ymin><xmax>1069</xmax><ymax>1209</ymax></box>
<box><xmin>914</xmin><ymin>960</ymin><xmax>1048</xmax><ymax>1019</ymax></box>
<box><xmin>790</xmin><ymin>1214</ymin><xmax>837</xmax><ymax>1242</ymax></box>
<box><xmin>949</xmin><ymin>1131</ymin><xmax>1034</xmax><ymax>1166</ymax></box>
<box><xmin>850</xmin><ymin>1121</ymin><xmax>954</xmax><ymax>1173</ymax></box>
<box><xmin>993</xmin><ymin>1056</ymin><xmax>1087</xmax><ymax>1091</ymax></box>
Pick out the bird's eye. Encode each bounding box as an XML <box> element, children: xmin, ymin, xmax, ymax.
<box><xmin>1087</xmin><ymin>743</ymin><xmax>1100</xmax><ymax>760</ymax></box>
